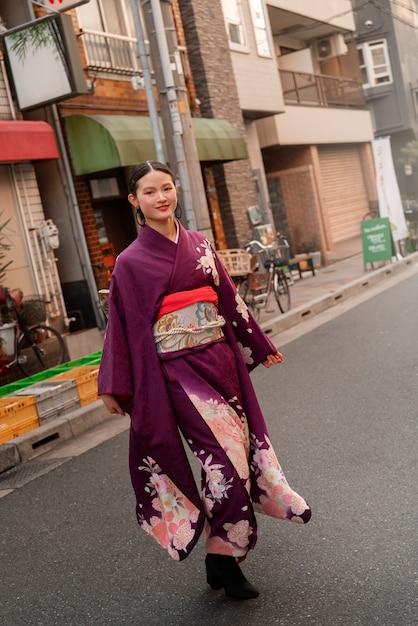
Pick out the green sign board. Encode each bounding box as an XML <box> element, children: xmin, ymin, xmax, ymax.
<box><xmin>361</xmin><ymin>217</ymin><xmax>394</xmax><ymax>269</ymax></box>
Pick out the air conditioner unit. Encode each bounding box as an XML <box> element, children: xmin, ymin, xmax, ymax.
<box><xmin>316</xmin><ymin>34</ymin><xmax>348</xmax><ymax>60</ymax></box>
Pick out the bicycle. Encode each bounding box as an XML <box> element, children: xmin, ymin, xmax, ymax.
<box><xmin>92</xmin><ymin>262</ymin><xmax>114</xmax><ymax>291</ymax></box>
<box><xmin>239</xmin><ymin>238</ymin><xmax>291</xmax><ymax>319</ymax></box>
<box><xmin>0</xmin><ymin>287</ymin><xmax>66</xmax><ymax>378</ymax></box>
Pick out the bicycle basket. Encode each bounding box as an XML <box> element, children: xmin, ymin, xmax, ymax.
<box><xmin>217</xmin><ymin>249</ymin><xmax>252</xmax><ymax>276</ymax></box>
<box><xmin>20</xmin><ymin>296</ymin><xmax>46</xmax><ymax>326</ymax></box>
<box><xmin>276</xmin><ymin>240</ymin><xmax>291</xmax><ymax>262</ymax></box>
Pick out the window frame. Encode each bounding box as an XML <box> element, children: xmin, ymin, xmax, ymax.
<box><xmin>248</xmin><ymin>0</ymin><xmax>272</xmax><ymax>58</ymax></box>
<box><xmin>221</xmin><ymin>0</ymin><xmax>249</xmax><ymax>53</ymax></box>
<box><xmin>357</xmin><ymin>39</ymin><xmax>393</xmax><ymax>88</ymax></box>
<box><xmin>76</xmin><ymin>0</ymin><xmax>139</xmax><ymax>74</ymax></box>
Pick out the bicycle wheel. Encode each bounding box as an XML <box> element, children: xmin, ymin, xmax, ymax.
<box><xmin>247</xmin><ymin>298</ymin><xmax>261</xmax><ymax>321</ymax></box>
<box><xmin>238</xmin><ymin>277</ymin><xmax>249</xmax><ymax>301</ymax></box>
<box><xmin>17</xmin><ymin>325</ymin><xmax>66</xmax><ymax>377</ymax></box>
<box><xmin>240</xmin><ymin>278</ymin><xmax>265</xmax><ymax>321</ymax></box>
<box><xmin>273</xmin><ymin>270</ymin><xmax>291</xmax><ymax>313</ymax></box>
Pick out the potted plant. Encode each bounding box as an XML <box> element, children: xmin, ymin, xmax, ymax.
<box><xmin>299</xmin><ymin>238</ymin><xmax>322</xmax><ymax>269</ymax></box>
<box><xmin>0</xmin><ymin>212</ymin><xmax>16</xmax><ymax>356</ymax></box>
<box><xmin>0</xmin><ymin>211</ymin><xmax>13</xmax><ymax>283</ymax></box>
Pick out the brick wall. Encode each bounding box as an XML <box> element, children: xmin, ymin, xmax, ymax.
<box><xmin>177</xmin><ymin>0</ymin><xmax>258</xmax><ymax>248</ymax></box>
<box><xmin>277</xmin><ymin>166</ymin><xmax>323</xmax><ymax>255</ymax></box>
<box><xmin>265</xmin><ymin>148</ymin><xmax>326</xmax><ymax>255</ymax></box>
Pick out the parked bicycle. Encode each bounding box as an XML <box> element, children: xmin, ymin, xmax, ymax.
<box><xmin>0</xmin><ymin>287</ymin><xmax>66</xmax><ymax>377</ymax></box>
<box><xmin>239</xmin><ymin>238</ymin><xmax>291</xmax><ymax>319</ymax></box>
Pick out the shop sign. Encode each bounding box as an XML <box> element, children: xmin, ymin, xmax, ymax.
<box><xmin>361</xmin><ymin>217</ymin><xmax>394</xmax><ymax>269</ymax></box>
<box><xmin>1</xmin><ymin>12</ymin><xmax>88</xmax><ymax>110</ymax></box>
<box><xmin>40</xmin><ymin>0</ymin><xmax>90</xmax><ymax>11</ymax></box>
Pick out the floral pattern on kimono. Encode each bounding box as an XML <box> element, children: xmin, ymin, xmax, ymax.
<box><xmin>99</xmin><ymin>222</ymin><xmax>311</xmax><ymax>561</ymax></box>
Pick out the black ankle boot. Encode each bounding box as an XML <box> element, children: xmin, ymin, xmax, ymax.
<box><xmin>205</xmin><ymin>554</ymin><xmax>259</xmax><ymax>600</ymax></box>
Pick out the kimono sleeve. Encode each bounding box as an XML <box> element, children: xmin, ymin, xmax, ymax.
<box><xmin>98</xmin><ymin>276</ymin><xmax>134</xmax><ymax>407</ymax></box>
<box><xmin>212</xmin><ymin>246</ymin><xmax>278</xmax><ymax>371</ymax></box>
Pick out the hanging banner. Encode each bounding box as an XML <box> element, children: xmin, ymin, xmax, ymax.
<box><xmin>371</xmin><ymin>137</ymin><xmax>408</xmax><ymax>241</ymax></box>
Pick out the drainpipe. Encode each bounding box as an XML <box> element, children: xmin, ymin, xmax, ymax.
<box><xmin>50</xmin><ymin>103</ymin><xmax>106</xmax><ymax>329</ymax></box>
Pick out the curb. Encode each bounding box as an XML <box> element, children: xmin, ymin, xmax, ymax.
<box><xmin>0</xmin><ymin>401</ymin><xmax>112</xmax><ymax>474</ymax></box>
<box><xmin>261</xmin><ymin>252</ymin><xmax>418</xmax><ymax>337</ymax></box>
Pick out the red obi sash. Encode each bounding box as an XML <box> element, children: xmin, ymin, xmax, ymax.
<box><xmin>156</xmin><ymin>286</ymin><xmax>218</xmax><ymax>321</ymax></box>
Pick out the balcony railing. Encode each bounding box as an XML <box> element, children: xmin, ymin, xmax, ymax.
<box><xmin>79</xmin><ymin>28</ymin><xmax>140</xmax><ymax>75</ymax></box>
<box><xmin>279</xmin><ymin>69</ymin><xmax>366</xmax><ymax>108</ymax></box>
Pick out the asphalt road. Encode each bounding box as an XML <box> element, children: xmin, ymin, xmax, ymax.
<box><xmin>1</xmin><ymin>273</ymin><xmax>417</xmax><ymax>626</ymax></box>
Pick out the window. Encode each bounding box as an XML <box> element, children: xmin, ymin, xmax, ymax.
<box><xmin>77</xmin><ymin>0</ymin><xmax>133</xmax><ymax>37</ymax></box>
<box><xmin>221</xmin><ymin>0</ymin><xmax>247</xmax><ymax>51</ymax></box>
<box><xmin>358</xmin><ymin>40</ymin><xmax>392</xmax><ymax>87</ymax></box>
<box><xmin>248</xmin><ymin>0</ymin><xmax>271</xmax><ymax>57</ymax></box>
<box><xmin>77</xmin><ymin>0</ymin><xmax>139</xmax><ymax>74</ymax></box>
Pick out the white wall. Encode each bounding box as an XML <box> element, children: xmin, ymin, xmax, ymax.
<box><xmin>229</xmin><ymin>0</ymin><xmax>285</xmax><ymax>115</ymax></box>
<box><xmin>256</xmin><ymin>106</ymin><xmax>374</xmax><ymax>147</ymax></box>
<box><xmin>0</xmin><ymin>165</ymin><xmax>35</xmax><ymax>295</ymax></box>
<box><xmin>266</xmin><ymin>0</ymin><xmax>355</xmax><ymax>32</ymax></box>
<box><xmin>277</xmin><ymin>48</ymin><xmax>314</xmax><ymax>73</ymax></box>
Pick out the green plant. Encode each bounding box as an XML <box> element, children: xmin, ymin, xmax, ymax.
<box><xmin>300</xmin><ymin>238</ymin><xmax>320</xmax><ymax>254</ymax></box>
<box><xmin>0</xmin><ymin>212</ymin><xmax>13</xmax><ymax>283</ymax></box>
<box><xmin>0</xmin><ymin>212</ymin><xmax>14</xmax><ymax>324</ymax></box>
<box><xmin>398</xmin><ymin>140</ymin><xmax>418</xmax><ymax>168</ymax></box>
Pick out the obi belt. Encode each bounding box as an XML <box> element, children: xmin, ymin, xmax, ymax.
<box><xmin>152</xmin><ymin>286</ymin><xmax>226</xmax><ymax>353</ymax></box>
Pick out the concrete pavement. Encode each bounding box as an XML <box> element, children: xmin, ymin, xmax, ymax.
<box><xmin>1</xmin><ymin>238</ymin><xmax>418</xmax><ymax>476</ymax></box>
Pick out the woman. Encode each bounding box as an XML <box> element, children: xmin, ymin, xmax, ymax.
<box><xmin>98</xmin><ymin>160</ymin><xmax>311</xmax><ymax>600</ymax></box>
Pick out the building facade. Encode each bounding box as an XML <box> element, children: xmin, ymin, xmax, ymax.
<box><xmin>211</xmin><ymin>0</ymin><xmax>378</xmax><ymax>261</ymax></box>
<box><xmin>353</xmin><ymin>0</ymin><xmax>418</xmax><ymax>201</ymax></box>
<box><xmin>0</xmin><ymin>0</ymin><xmax>379</xmax><ymax>346</ymax></box>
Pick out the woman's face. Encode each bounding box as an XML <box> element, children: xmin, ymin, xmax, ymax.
<box><xmin>129</xmin><ymin>169</ymin><xmax>177</xmax><ymax>228</ymax></box>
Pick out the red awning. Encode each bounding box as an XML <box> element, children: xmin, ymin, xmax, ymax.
<box><xmin>0</xmin><ymin>120</ymin><xmax>59</xmax><ymax>163</ymax></box>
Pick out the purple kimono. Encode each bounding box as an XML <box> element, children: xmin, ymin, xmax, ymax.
<box><xmin>98</xmin><ymin>222</ymin><xmax>311</xmax><ymax>561</ymax></box>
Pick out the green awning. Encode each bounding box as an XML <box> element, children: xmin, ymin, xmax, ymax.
<box><xmin>64</xmin><ymin>114</ymin><xmax>247</xmax><ymax>175</ymax></box>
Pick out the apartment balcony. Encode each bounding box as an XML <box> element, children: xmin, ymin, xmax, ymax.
<box><xmin>256</xmin><ymin>70</ymin><xmax>373</xmax><ymax>147</ymax></box>
<box><xmin>280</xmin><ymin>70</ymin><xmax>366</xmax><ymax>109</ymax></box>
<box><xmin>79</xmin><ymin>29</ymin><xmax>140</xmax><ymax>75</ymax></box>
<box><xmin>267</xmin><ymin>1</ymin><xmax>355</xmax><ymax>40</ymax></box>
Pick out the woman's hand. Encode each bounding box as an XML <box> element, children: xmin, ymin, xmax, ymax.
<box><xmin>100</xmin><ymin>393</ymin><xmax>126</xmax><ymax>416</ymax></box>
<box><xmin>262</xmin><ymin>352</ymin><xmax>283</xmax><ymax>368</ymax></box>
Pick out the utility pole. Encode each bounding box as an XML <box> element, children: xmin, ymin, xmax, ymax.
<box><xmin>129</xmin><ymin>0</ymin><xmax>165</xmax><ymax>162</ymax></box>
<box><xmin>140</xmin><ymin>0</ymin><xmax>213</xmax><ymax>240</ymax></box>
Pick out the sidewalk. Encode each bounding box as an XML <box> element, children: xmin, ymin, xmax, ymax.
<box><xmin>259</xmin><ymin>238</ymin><xmax>418</xmax><ymax>336</ymax></box>
<box><xmin>1</xmin><ymin>240</ymin><xmax>418</xmax><ymax>477</ymax></box>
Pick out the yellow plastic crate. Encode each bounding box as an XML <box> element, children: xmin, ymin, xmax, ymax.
<box><xmin>51</xmin><ymin>365</ymin><xmax>99</xmax><ymax>407</ymax></box>
<box><xmin>0</xmin><ymin>406</ymin><xmax>39</xmax><ymax>444</ymax></box>
<box><xmin>0</xmin><ymin>396</ymin><xmax>38</xmax><ymax>425</ymax></box>
<box><xmin>0</xmin><ymin>397</ymin><xmax>39</xmax><ymax>444</ymax></box>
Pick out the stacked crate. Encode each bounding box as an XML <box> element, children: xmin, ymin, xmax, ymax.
<box><xmin>0</xmin><ymin>397</ymin><xmax>39</xmax><ymax>444</ymax></box>
<box><xmin>0</xmin><ymin>351</ymin><xmax>102</xmax><ymax>444</ymax></box>
<box><xmin>13</xmin><ymin>379</ymin><xmax>80</xmax><ymax>425</ymax></box>
<box><xmin>51</xmin><ymin>365</ymin><xmax>99</xmax><ymax>407</ymax></box>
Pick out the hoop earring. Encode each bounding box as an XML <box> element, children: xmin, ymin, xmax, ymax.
<box><xmin>136</xmin><ymin>208</ymin><xmax>146</xmax><ymax>226</ymax></box>
<box><xmin>175</xmin><ymin>203</ymin><xmax>182</xmax><ymax>219</ymax></box>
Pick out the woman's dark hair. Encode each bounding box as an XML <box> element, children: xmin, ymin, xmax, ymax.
<box><xmin>129</xmin><ymin>160</ymin><xmax>182</xmax><ymax>225</ymax></box>
<box><xmin>128</xmin><ymin>160</ymin><xmax>175</xmax><ymax>195</ymax></box>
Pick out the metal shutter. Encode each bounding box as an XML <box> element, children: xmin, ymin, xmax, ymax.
<box><xmin>318</xmin><ymin>145</ymin><xmax>369</xmax><ymax>243</ymax></box>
